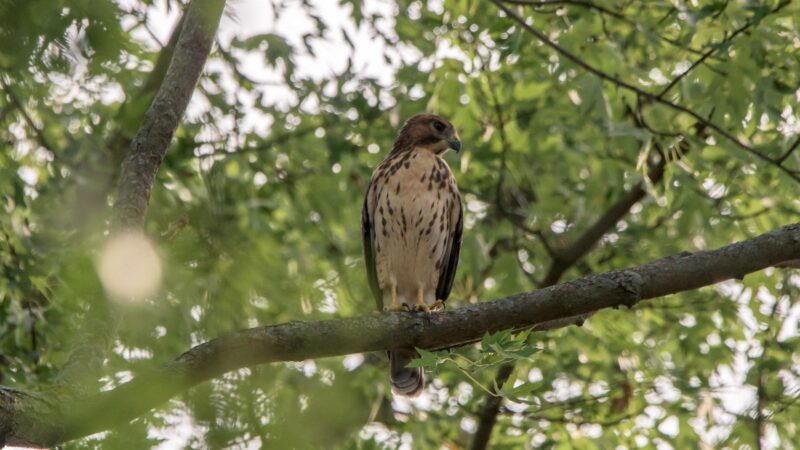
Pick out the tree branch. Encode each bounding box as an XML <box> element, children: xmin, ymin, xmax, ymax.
<box><xmin>776</xmin><ymin>135</ymin><xmax>800</xmax><ymax>164</ymax></box>
<box><xmin>1</xmin><ymin>222</ymin><xmax>798</xmax><ymax>447</ymax></box>
<box><xmin>753</xmin><ymin>275</ymin><xmax>783</xmax><ymax>450</ymax></box>
<box><xmin>113</xmin><ymin>0</ymin><xmax>226</xmax><ymax>230</ymax></box>
<box><xmin>470</xmin><ymin>153</ymin><xmax>666</xmax><ymax>448</ymax></box>
<box><xmin>1</xmin><ymin>80</ymin><xmax>59</xmax><ymax>156</ymax></box>
<box><xmin>541</xmin><ymin>151</ymin><xmax>666</xmax><ymax>286</ymax></box>
<box><xmin>656</xmin><ymin>17</ymin><xmax>757</xmax><ymax>99</ymax></box>
<box><xmin>501</xmin><ymin>0</ymin><xmax>726</xmax><ymax>60</ymax></box>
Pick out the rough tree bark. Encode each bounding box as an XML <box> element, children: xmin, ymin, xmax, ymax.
<box><xmin>0</xmin><ymin>222</ymin><xmax>798</xmax><ymax>447</ymax></box>
<box><xmin>113</xmin><ymin>0</ymin><xmax>225</xmax><ymax>230</ymax></box>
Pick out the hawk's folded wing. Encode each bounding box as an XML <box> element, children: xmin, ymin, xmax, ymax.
<box><xmin>436</xmin><ymin>196</ymin><xmax>463</xmax><ymax>302</ymax></box>
<box><xmin>361</xmin><ymin>180</ymin><xmax>382</xmax><ymax>310</ymax></box>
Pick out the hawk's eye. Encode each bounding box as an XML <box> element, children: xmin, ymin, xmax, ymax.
<box><xmin>433</xmin><ymin>121</ymin><xmax>446</xmax><ymax>132</ymax></box>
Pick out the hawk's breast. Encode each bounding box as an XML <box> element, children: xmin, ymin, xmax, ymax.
<box><xmin>369</xmin><ymin>148</ymin><xmax>459</xmax><ymax>306</ymax></box>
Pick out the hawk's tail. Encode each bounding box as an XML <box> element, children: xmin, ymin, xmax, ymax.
<box><xmin>389</xmin><ymin>349</ymin><xmax>424</xmax><ymax>396</ymax></box>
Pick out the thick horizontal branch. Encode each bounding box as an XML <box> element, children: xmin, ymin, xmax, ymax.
<box><xmin>1</xmin><ymin>222</ymin><xmax>798</xmax><ymax>447</ymax></box>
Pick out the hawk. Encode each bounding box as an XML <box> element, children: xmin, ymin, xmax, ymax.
<box><xmin>361</xmin><ymin>114</ymin><xmax>463</xmax><ymax>396</ymax></box>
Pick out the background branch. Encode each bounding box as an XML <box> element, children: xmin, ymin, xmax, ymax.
<box><xmin>469</xmin><ymin>363</ymin><xmax>514</xmax><ymax>450</ymax></box>
<box><xmin>491</xmin><ymin>0</ymin><xmax>799</xmax><ymax>182</ymax></box>
<box><xmin>1</xmin><ymin>80</ymin><xmax>59</xmax><ymax>157</ymax></box>
<box><xmin>541</xmin><ymin>152</ymin><xmax>666</xmax><ymax>286</ymax></box>
<box><xmin>470</xmin><ymin>159</ymin><xmax>663</xmax><ymax>448</ymax></box>
<box><xmin>113</xmin><ymin>0</ymin><xmax>226</xmax><ymax>230</ymax></box>
<box><xmin>656</xmin><ymin>17</ymin><xmax>757</xmax><ymax>99</ymax></box>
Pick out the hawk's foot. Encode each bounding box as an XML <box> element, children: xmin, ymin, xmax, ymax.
<box><xmin>413</xmin><ymin>300</ymin><xmax>444</xmax><ymax>313</ymax></box>
<box><xmin>386</xmin><ymin>302</ymin><xmax>406</xmax><ymax>312</ymax></box>
<box><xmin>414</xmin><ymin>302</ymin><xmax>432</xmax><ymax>313</ymax></box>
<box><xmin>414</xmin><ymin>287</ymin><xmax>433</xmax><ymax>313</ymax></box>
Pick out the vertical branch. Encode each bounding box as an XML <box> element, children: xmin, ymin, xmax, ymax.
<box><xmin>484</xmin><ymin>73</ymin><xmax>512</xmax><ymax>207</ymax></box>
<box><xmin>57</xmin><ymin>0</ymin><xmax>227</xmax><ymax>387</ymax></box>
<box><xmin>469</xmin><ymin>169</ymin><xmax>657</xmax><ymax>448</ymax></box>
<box><xmin>107</xmin><ymin>13</ymin><xmax>187</xmax><ymax>162</ymax></box>
<box><xmin>469</xmin><ymin>122</ymin><xmax>700</xmax><ymax>450</ymax></box>
<box><xmin>114</xmin><ymin>0</ymin><xmax>226</xmax><ymax>230</ymax></box>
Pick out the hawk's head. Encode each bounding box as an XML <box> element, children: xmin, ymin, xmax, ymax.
<box><xmin>394</xmin><ymin>113</ymin><xmax>461</xmax><ymax>155</ymax></box>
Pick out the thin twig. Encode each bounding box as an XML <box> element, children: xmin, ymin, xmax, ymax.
<box><xmin>490</xmin><ymin>0</ymin><xmax>800</xmax><ymax>183</ymax></box>
<box><xmin>1</xmin><ymin>80</ymin><xmax>58</xmax><ymax>155</ymax></box>
<box><xmin>502</xmin><ymin>0</ymin><xmax>626</xmax><ymax>20</ymax></box>
<box><xmin>502</xmin><ymin>0</ymin><xmax>719</xmax><ymax>58</ymax></box>
<box><xmin>775</xmin><ymin>135</ymin><xmax>800</xmax><ymax>164</ymax></box>
<box><xmin>657</xmin><ymin>18</ymin><xmax>758</xmax><ymax>99</ymax></box>
<box><xmin>485</xmin><ymin>74</ymin><xmax>511</xmax><ymax>208</ymax></box>
<box><xmin>753</xmin><ymin>282</ymin><xmax>782</xmax><ymax>450</ymax></box>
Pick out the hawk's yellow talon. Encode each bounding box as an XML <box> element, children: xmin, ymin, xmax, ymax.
<box><xmin>430</xmin><ymin>299</ymin><xmax>445</xmax><ymax>311</ymax></box>
<box><xmin>414</xmin><ymin>303</ymin><xmax>431</xmax><ymax>313</ymax></box>
<box><xmin>414</xmin><ymin>287</ymin><xmax>432</xmax><ymax>312</ymax></box>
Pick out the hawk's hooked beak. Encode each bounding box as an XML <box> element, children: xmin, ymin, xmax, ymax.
<box><xmin>448</xmin><ymin>139</ymin><xmax>462</xmax><ymax>153</ymax></box>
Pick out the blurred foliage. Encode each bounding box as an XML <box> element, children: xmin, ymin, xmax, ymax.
<box><xmin>1</xmin><ymin>0</ymin><xmax>799</xmax><ymax>448</ymax></box>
